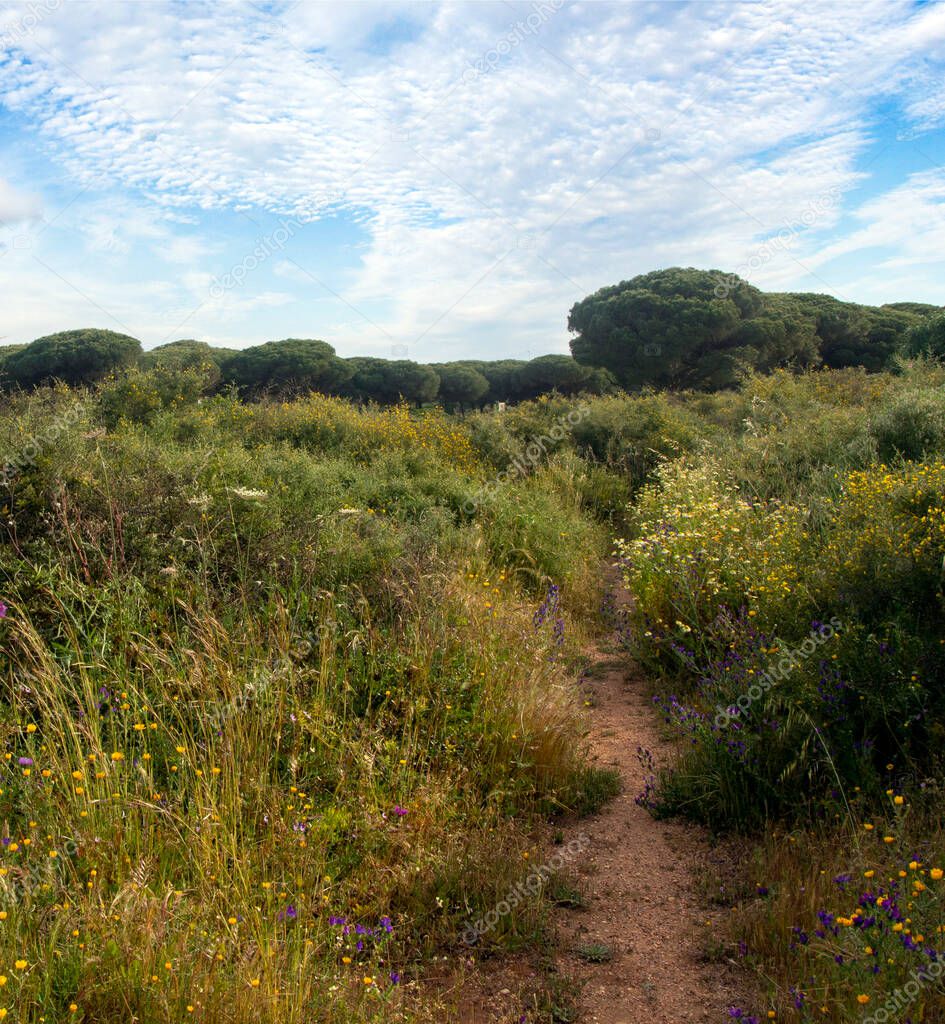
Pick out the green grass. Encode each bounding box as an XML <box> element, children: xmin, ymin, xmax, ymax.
<box><xmin>572</xmin><ymin>942</ymin><xmax>613</xmax><ymax>964</ymax></box>
<box><xmin>556</xmin><ymin>767</ymin><xmax>622</xmax><ymax>817</ymax></box>
<box><xmin>614</xmin><ymin>362</ymin><xmax>945</xmax><ymax>1019</ymax></box>
<box><xmin>5</xmin><ymin>360</ymin><xmax>945</xmax><ymax>1022</ymax></box>
<box><xmin>0</xmin><ymin>383</ymin><xmax>617</xmax><ymax>1023</ymax></box>
<box><xmin>546</xmin><ymin>879</ymin><xmax>588</xmax><ymax>910</ymax></box>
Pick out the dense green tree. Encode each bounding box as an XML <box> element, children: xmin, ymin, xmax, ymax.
<box><xmin>864</xmin><ymin>308</ymin><xmax>923</xmax><ymax>369</ymax></box>
<box><xmin>711</xmin><ymin>294</ymin><xmax>821</xmax><ymax>383</ymax></box>
<box><xmin>344</xmin><ymin>357</ymin><xmax>440</xmax><ymax>405</ymax></box>
<box><xmin>384</xmin><ymin>360</ymin><xmax>440</xmax><ymax>405</ymax></box>
<box><xmin>784</xmin><ymin>294</ymin><xmax>920</xmax><ymax>371</ymax></box>
<box><xmin>141</xmin><ymin>339</ymin><xmax>234</xmax><ymax>371</ymax></box>
<box><xmin>882</xmin><ymin>302</ymin><xmax>943</xmax><ymax>318</ymax></box>
<box><xmin>781</xmin><ymin>294</ymin><xmax>871</xmax><ymax>369</ymax></box>
<box><xmin>567</xmin><ymin>268</ymin><xmax>816</xmax><ymax>390</ymax></box>
<box><xmin>515</xmin><ymin>354</ymin><xmax>602</xmax><ymax>399</ymax></box>
<box><xmin>223</xmin><ymin>338</ymin><xmax>352</xmax><ymax>397</ymax></box>
<box><xmin>17</xmin><ymin>278</ymin><xmax>934</xmax><ymax>406</ymax></box>
<box><xmin>4</xmin><ymin>328</ymin><xmax>142</xmax><ymax>389</ymax></box>
<box><xmin>430</xmin><ymin>363</ymin><xmax>489</xmax><ymax>411</ymax></box>
<box><xmin>582</xmin><ymin>366</ymin><xmax>620</xmax><ymax>395</ymax></box>
<box><xmin>569</xmin><ymin>269</ymin><xmax>927</xmax><ymax>389</ymax></box>
<box><xmin>454</xmin><ymin>359</ymin><xmax>528</xmax><ymax>405</ymax></box>
<box><xmin>0</xmin><ymin>344</ymin><xmax>27</xmax><ymax>388</ymax></box>
<box><xmin>140</xmin><ymin>339</ymin><xmax>232</xmax><ymax>392</ymax></box>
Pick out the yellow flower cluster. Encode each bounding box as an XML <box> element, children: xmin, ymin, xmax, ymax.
<box><xmin>617</xmin><ymin>460</ymin><xmax>807</xmax><ymax>627</ymax></box>
<box><xmin>620</xmin><ymin>456</ymin><xmax>945</xmax><ymax>636</ymax></box>
<box><xmin>825</xmin><ymin>460</ymin><xmax>945</xmax><ymax>576</ymax></box>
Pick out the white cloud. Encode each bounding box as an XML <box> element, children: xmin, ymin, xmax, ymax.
<box><xmin>0</xmin><ymin>177</ymin><xmax>40</xmax><ymax>224</ymax></box>
<box><xmin>797</xmin><ymin>169</ymin><xmax>945</xmax><ymax>292</ymax></box>
<box><xmin>0</xmin><ymin>0</ymin><xmax>941</xmax><ymax>352</ymax></box>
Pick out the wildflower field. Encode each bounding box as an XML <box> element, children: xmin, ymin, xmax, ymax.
<box><xmin>1</xmin><ymin>360</ymin><xmax>945</xmax><ymax>1021</ymax></box>
<box><xmin>614</xmin><ymin>363</ymin><xmax>945</xmax><ymax>1022</ymax></box>
<box><xmin>0</xmin><ymin>384</ymin><xmax>620</xmax><ymax>1023</ymax></box>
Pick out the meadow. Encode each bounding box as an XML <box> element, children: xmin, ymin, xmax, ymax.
<box><xmin>613</xmin><ymin>362</ymin><xmax>945</xmax><ymax>1022</ymax></box>
<box><xmin>1</xmin><ymin>359</ymin><xmax>944</xmax><ymax>1021</ymax></box>
<box><xmin>0</xmin><ymin>383</ymin><xmax>621</xmax><ymax>1022</ymax></box>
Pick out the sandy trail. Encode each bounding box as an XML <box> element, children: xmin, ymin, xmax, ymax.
<box><xmin>453</xmin><ymin>580</ymin><xmax>741</xmax><ymax>1024</ymax></box>
<box><xmin>549</xmin><ymin>644</ymin><xmax>739</xmax><ymax>1023</ymax></box>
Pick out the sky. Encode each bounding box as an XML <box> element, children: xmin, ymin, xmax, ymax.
<box><xmin>0</xmin><ymin>0</ymin><xmax>943</xmax><ymax>361</ymax></box>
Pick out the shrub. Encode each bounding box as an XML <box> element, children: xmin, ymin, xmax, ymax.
<box><xmin>223</xmin><ymin>338</ymin><xmax>352</xmax><ymax>397</ymax></box>
<box><xmin>619</xmin><ymin>451</ymin><xmax>945</xmax><ymax>829</ymax></box>
<box><xmin>0</xmin><ymin>377</ymin><xmax>617</xmax><ymax>1020</ymax></box>
<box><xmin>872</xmin><ymin>387</ymin><xmax>945</xmax><ymax>461</ymax></box>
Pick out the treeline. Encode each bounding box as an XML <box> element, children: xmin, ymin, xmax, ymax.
<box><xmin>2</xmin><ymin>268</ymin><xmax>942</xmax><ymax>404</ymax></box>
<box><xmin>568</xmin><ymin>267</ymin><xmax>945</xmax><ymax>390</ymax></box>
<box><xmin>0</xmin><ymin>332</ymin><xmax>615</xmax><ymax>409</ymax></box>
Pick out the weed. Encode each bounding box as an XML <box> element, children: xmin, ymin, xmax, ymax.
<box><xmin>572</xmin><ymin>942</ymin><xmax>613</xmax><ymax>963</ymax></box>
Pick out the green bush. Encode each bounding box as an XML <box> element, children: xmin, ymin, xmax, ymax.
<box><xmin>0</xmin><ymin>376</ymin><xmax>621</xmax><ymax>1021</ymax></box>
<box><xmin>618</xmin><ymin>371</ymin><xmax>945</xmax><ymax>831</ymax></box>
<box><xmin>872</xmin><ymin>385</ymin><xmax>945</xmax><ymax>461</ymax></box>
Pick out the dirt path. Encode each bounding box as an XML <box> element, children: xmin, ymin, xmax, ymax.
<box><xmin>453</xmin><ymin>580</ymin><xmax>742</xmax><ymax>1024</ymax></box>
<box><xmin>550</xmin><ymin>644</ymin><xmax>739</xmax><ymax>1023</ymax></box>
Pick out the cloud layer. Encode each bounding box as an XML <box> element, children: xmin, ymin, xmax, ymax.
<box><xmin>0</xmin><ymin>0</ymin><xmax>943</xmax><ymax>354</ymax></box>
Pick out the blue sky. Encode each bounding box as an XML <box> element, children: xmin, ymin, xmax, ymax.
<box><xmin>0</xmin><ymin>0</ymin><xmax>943</xmax><ymax>359</ymax></box>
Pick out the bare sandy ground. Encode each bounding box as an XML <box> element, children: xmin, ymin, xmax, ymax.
<box><xmin>447</xmin><ymin>586</ymin><xmax>743</xmax><ymax>1024</ymax></box>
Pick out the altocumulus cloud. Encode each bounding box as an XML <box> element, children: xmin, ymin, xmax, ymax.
<box><xmin>0</xmin><ymin>0</ymin><xmax>943</xmax><ymax>354</ymax></box>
